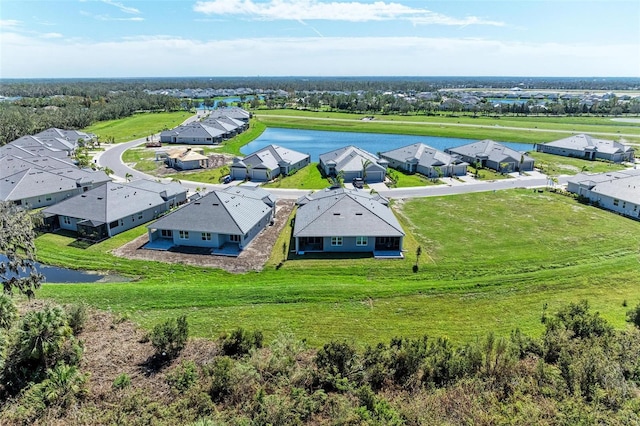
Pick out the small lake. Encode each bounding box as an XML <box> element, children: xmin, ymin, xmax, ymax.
<box><xmin>0</xmin><ymin>254</ymin><xmax>105</xmax><ymax>283</ymax></box>
<box><xmin>241</xmin><ymin>128</ymin><xmax>534</xmax><ymax>161</ymax></box>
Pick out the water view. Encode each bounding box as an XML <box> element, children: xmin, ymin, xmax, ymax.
<box><xmin>0</xmin><ymin>254</ymin><xmax>104</xmax><ymax>283</ymax></box>
<box><xmin>241</xmin><ymin>128</ymin><xmax>534</xmax><ymax>161</ymax></box>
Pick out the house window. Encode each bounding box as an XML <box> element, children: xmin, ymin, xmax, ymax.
<box><xmin>161</xmin><ymin>229</ymin><xmax>172</xmax><ymax>238</ymax></box>
<box><xmin>109</xmin><ymin>220</ymin><xmax>118</xmax><ymax>229</ymax></box>
<box><xmin>201</xmin><ymin>232</ymin><xmax>212</xmax><ymax>241</ymax></box>
<box><xmin>356</xmin><ymin>236</ymin><xmax>368</xmax><ymax>246</ymax></box>
<box><xmin>229</xmin><ymin>234</ymin><xmax>241</xmax><ymax>243</ymax></box>
<box><xmin>179</xmin><ymin>230</ymin><xmax>189</xmax><ymax>239</ymax></box>
<box><xmin>63</xmin><ymin>216</ymin><xmax>71</xmax><ymax>225</ymax></box>
<box><xmin>331</xmin><ymin>236</ymin><xmax>343</xmax><ymax>246</ymax></box>
<box><xmin>613</xmin><ymin>199</ymin><xmax>619</xmax><ymax>206</ymax></box>
<box><xmin>138</xmin><ymin>213</ymin><xmax>143</xmax><ymax>220</ymax></box>
<box><xmin>45</xmin><ymin>195</ymin><xmax>52</xmax><ymax>201</ymax></box>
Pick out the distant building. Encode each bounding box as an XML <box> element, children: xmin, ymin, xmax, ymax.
<box><xmin>535</xmin><ymin>134</ymin><xmax>634</xmax><ymax>163</ymax></box>
<box><xmin>445</xmin><ymin>140</ymin><xmax>534</xmax><ymax>173</ymax></box>
<box><xmin>380</xmin><ymin>143</ymin><xmax>468</xmax><ymax>177</ymax></box>
<box><xmin>230</xmin><ymin>144</ymin><xmax>310</xmax><ymax>182</ymax></box>
<box><xmin>319</xmin><ymin>145</ymin><xmax>388</xmax><ymax>183</ymax></box>
<box><xmin>164</xmin><ymin>147</ymin><xmax>209</xmax><ymax>170</ymax></box>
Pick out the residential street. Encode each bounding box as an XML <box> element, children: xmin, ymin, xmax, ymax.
<box><xmin>95</xmin><ymin>113</ymin><xmax>570</xmax><ymax>200</ymax></box>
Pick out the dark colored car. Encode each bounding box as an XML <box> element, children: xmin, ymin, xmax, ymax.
<box><xmin>352</xmin><ymin>178</ymin><xmax>364</xmax><ymax>189</ymax></box>
<box><xmin>222</xmin><ymin>175</ymin><xmax>232</xmax><ymax>184</ymax></box>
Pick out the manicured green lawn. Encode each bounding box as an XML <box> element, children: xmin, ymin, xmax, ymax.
<box><xmin>165</xmin><ymin>166</ymin><xmax>230</xmax><ymax>185</ymax></box>
<box><xmin>263</xmin><ymin>163</ymin><xmax>332</xmax><ymax>190</ymax></box>
<box><xmin>83</xmin><ymin>111</ymin><xmax>192</xmax><ymax>143</ymax></box>
<box><xmin>530</xmin><ymin>151</ymin><xmax>629</xmax><ymax>176</ymax></box>
<box><xmin>35</xmin><ymin>190</ymin><xmax>640</xmax><ymax>347</ymax></box>
<box><xmin>386</xmin><ymin>169</ymin><xmax>441</xmax><ymax>188</ymax></box>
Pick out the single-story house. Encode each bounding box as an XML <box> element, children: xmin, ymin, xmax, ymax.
<box><xmin>146</xmin><ymin>186</ymin><xmax>274</xmax><ymax>255</ymax></box>
<box><xmin>34</xmin><ymin>128</ymin><xmax>95</xmax><ymax>145</ymax></box>
<box><xmin>230</xmin><ymin>145</ymin><xmax>310</xmax><ymax>182</ymax></box>
<box><xmin>0</xmin><ymin>155</ymin><xmax>75</xmax><ymax>179</ymax></box>
<box><xmin>567</xmin><ymin>169</ymin><xmax>640</xmax><ymax>219</ymax></box>
<box><xmin>160</xmin><ymin>122</ymin><xmax>226</xmax><ymax>145</ymax></box>
<box><xmin>293</xmin><ymin>188</ymin><xmax>405</xmax><ymax>257</ymax></box>
<box><xmin>380</xmin><ymin>143</ymin><xmax>469</xmax><ymax>177</ymax></box>
<box><xmin>0</xmin><ymin>142</ymin><xmax>69</xmax><ymax>160</ymax></box>
<box><xmin>535</xmin><ymin>134</ymin><xmax>635</xmax><ymax>163</ymax></box>
<box><xmin>1</xmin><ymin>167</ymin><xmax>111</xmax><ymax>209</ymax></box>
<box><xmin>9</xmin><ymin>135</ymin><xmax>76</xmax><ymax>156</ymax></box>
<box><xmin>43</xmin><ymin>180</ymin><xmax>187</xmax><ymax>241</ymax></box>
<box><xmin>445</xmin><ymin>140</ymin><xmax>534</xmax><ymax>173</ymax></box>
<box><xmin>319</xmin><ymin>146</ymin><xmax>388</xmax><ymax>183</ymax></box>
<box><xmin>164</xmin><ymin>147</ymin><xmax>209</xmax><ymax>170</ymax></box>
<box><xmin>209</xmin><ymin>107</ymin><xmax>251</xmax><ymax>122</ymax></box>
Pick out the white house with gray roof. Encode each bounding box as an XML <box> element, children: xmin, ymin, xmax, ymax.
<box><xmin>567</xmin><ymin>169</ymin><xmax>640</xmax><ymax>219</ymax></box>
<box><xmin>380</xmin><ymin>143</ymin><xmax>468</xmax><ymax>177</ymax></box>
<box><xmin>0</xmin><ymin>155</ymin><xmax>75</xmax><ymax>179</ymax></box>
<box><xmin>535</xmin><ymin>134</ymin><xmax>634</xmax><ymax>163</ymax></box>
<box><xmin>146</xmin><ymin>186</ymin><xmax>274</xmax><ymax>255</ymax></box>
<box><xmin>9</xmin><ymin>135</ymin><xmax>75</xmax><ymax>156</ymax></box>
<box><xmin>293</xmin><ymin>188</ymin><xmax>404</xmax><ymax>257</ymax></box>
<box><xmin>445</xmin><ymin>140</ymin><xmax>534</xmax><ymax>173</ymax></box>
<box><xmin>43</xmin><ymin>180</ymin><xmax>187</xmax><ymax>241</ymax></box>
<box><xmin>1</xmin><ymin>167</ymin><xmax>111</xmax><ymax>208</ymax></box>
<box><xmin>319</xmin><ymin>146</ymin><xmax>388</xmax><ymax>183</ymax></box>
<box><xmin>230</xmin><ymin>144</ymin><xmax>310</xmax><ymax>182</ymax></box>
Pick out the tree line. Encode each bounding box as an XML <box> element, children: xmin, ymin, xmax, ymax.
<box><xmin>0</xmin><ymin>91</ymin><xmax>182</xmax><ymax>146</ymax></box>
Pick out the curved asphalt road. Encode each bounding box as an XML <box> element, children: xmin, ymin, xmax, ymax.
<box><xmin>96</xmin><ymin>111</ymin><xmax>572</xmax><ymax>200</ymax></box>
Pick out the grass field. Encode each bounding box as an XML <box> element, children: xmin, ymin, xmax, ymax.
<box><xmin>83</xmin><ymin>111</ymin><xmax>192</xmax><ymax>143</ymax></box>
<box><xmin>530</xmin><ymin>151</ymin><xmax>629</xmax><ymax>176</ymax></box>
<box><xmin>263</xmin><ymin>163</ymin><xmax>333</xmax><ymax>190</ymax></box>
<box><xmin>35</xmin><ymin>189</ymin><xmax>640</xmax><ymax>347</ymax></box>
<box><xmin>253</xmin><ymin>110</ymin><xmax>640</xmax><ymax>144</ymax></box>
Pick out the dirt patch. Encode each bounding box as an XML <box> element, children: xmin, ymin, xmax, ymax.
<box><xmin>111</xmin><ymin>199</ymin><xmax>295</xmax><ymax>273</ymax></box>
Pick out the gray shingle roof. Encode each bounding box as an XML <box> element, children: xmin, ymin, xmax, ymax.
<box><xmin>296</xmin><ymin>187</ymin><xmax>388</xmax><ymax>206</ymax></box>
<box><xmin>381</xmin><ymin>143</ymin><xmax>468</xmax><ymax>168</ymax></box>
<box><xmin>43</xmin><ymin>180</ymin><xmax>186</xmax><ymax>224</ymax></box>
<box><xmin>237</xmin><ymin>144</ymin><xmax>309</xmax><ymax>171</ymax></box>
<box><xmin>319</xmin><ymin>145</ymin><xmax>387</xmax><ymax>174</ymax></box>
<box><xmin>293</xmin><ymin>191</ymin><xmax>404</xmax><ymax>238</ymax></box>
<box><xmin>568</xmin><ymin>169</ymin><xmax>640</xmax><ymax>203</ymax></box>
<box><xmin>540</xmin><ymin>134</ymin><xmax>633</xmax><ymax>155</ymax></box>
<box><xmin>446</xmin><ymin>140</ymin><xmax>531</xmax><ymax>164</ymax></box>
<box><xmin>0</xmin><ymin>155</ymin><xmax>75</xmax><ymax>178</ymax></box>
<box><xmin>148</xmin><ymin>189</ymin><xmax>272</xmax><ymax>234</ymax></box>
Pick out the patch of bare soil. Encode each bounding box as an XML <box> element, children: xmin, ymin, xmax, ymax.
<box><xmin>111</xmin><ymin>199</ymin><xmax>295</xmax><ymax>273</ymax></box>
<box><xmin>79</xmin><ymin>310</ymin><xmax>219</xmax><ymax>403</ymax></box>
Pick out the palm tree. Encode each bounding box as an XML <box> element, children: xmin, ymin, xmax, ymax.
<box><xmin>18</xmin><ymin>306</ymin><xmax>72</xmax><ymax>369</ymax></box>
<box><xmin>361</xmin><ymin>159</ymin><xmax>372</xmax><ymax>182</ymax></box>
<box><xmin>125</xmin><ymin>173</ymin><xmax>133</xmax><ymax>182</ymax></box>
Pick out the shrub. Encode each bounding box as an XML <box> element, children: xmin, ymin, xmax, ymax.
<box><xmin>150</xmin><ymin>315</ymin><xmax>189</xmax><ymax>359</ymax></box>
<box><xmin>113</xmin><ymin>373</ymin><xmax>132</xmax><ymax>390</ymax></box>
<box><xmin>0</xmin><ymin>293</ymin><xmax>17</xmax><ymax>330</ymax></box>
<box><xmin>167</xmin><ymin>360</ymin><xmax>199</xmax><ymax>393</ymax></box>
<box><xmin>626</xmin><ymin>303</ymin><xmax>640</xmax><ymax>328</ymax></box>
<box><xmin>220</xmin><ymin>328</ymin><xmax>263</xmax><ymax>357</ymax></box>
<box><xmin>207</xmin><ymin>356</ymin><xmax>233</xmax><ymax>402</ymax></box>
<box><xmin>65</xmin><ymin>303</ymin><xmax>88</xmax><ymax>335</ymax></box>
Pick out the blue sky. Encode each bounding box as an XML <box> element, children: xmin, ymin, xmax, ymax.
<box><xmin>1</xmin><ymin>0</ymin><xmax>639</xmax><ymax>78</ymax></box>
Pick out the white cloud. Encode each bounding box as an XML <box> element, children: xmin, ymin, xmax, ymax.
<box><xmin>193</xmin><ymin>0</ymin><xmax>505</xmax><ymax>26</ymax></box>
<box><xmin>80</xmin><ymin>11</ymin><xmax>144</xmax><ymax>21</ymax></box>
<box><xmin>40</xmin><ymin>33</ymin><xmax>64</xmax><ymax>39</ymax></box>
<box><xmin>0</xmin><ymin>19</ymin><xmax>22</xmax><ymax>29</ymax></box>
<box><xmin>1</xmin><ymin>32</ymin><xmax>637</xmax><ymax>78</ymax></box>
<box><xmin>102</xmin><ymin>0</ymin><xmax>141</xmax><ymax>15</ymax></box>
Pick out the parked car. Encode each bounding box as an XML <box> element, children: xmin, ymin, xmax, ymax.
<box><xmin>222</xmin><ymin>175</ymin><xmax>232</xmax><ymax>184</ymax></box>
<box><xmin>352</xmin><ymin>178</ymin><xmax>364</xmax><ymax>189</ymax></box>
